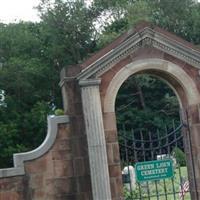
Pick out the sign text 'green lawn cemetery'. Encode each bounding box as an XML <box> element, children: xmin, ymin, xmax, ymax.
<box><xmin>135</xmin><ymin>159</ymin><xmax>174</xmax><ymax>182</ymax></box>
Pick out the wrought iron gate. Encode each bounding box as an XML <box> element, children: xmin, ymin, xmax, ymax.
<box><xmin>119</xmin><ymin>120</ymin><xmax>191</xmax><ymax>200</ymax></box>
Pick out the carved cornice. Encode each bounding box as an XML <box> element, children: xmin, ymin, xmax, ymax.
<box><xmin>76</xmin><ymin>27</ymin><xmax>200</xmax><ymax>80</ymax></box>
<box><xmin>79</xmin><ymin>79</ymin><xmax>101</xmax><ymax>87</ymax></box>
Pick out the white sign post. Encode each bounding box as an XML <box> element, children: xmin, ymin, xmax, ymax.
<box><xmin>122</xmin><ymin>166</ymin><xmax>136</xmax><ymax>191</ymax></box>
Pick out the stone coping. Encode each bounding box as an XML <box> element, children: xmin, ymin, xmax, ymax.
<box><xmin>0</xmin><ymin>115</ymin><xmax>69</xmax><ymax>178</ymax></box>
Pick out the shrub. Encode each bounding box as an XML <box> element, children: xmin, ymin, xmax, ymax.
<box><xmin>172</xmin><ymin>147</ymin><xmax>186</xmax><ymax>167</ymax></box>
<box><xmin>54</xmin><ymin>109</ymin><xmax>64</xmax><ymax>116</ymax></box>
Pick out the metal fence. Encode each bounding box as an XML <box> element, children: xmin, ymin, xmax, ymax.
<box><xmin>119</xmin><ymin>121</ymin><xmax>191</xmax><ymax>200</ymax></box>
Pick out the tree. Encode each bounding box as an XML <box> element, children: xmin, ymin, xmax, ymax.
<box><xmin>96</xmin><ymin>0</ymin><xmax>200</xmax><ymax>46</ymax></box>
<box><xmin>37</xmin><ymin>0</ymin><xmax>99</xmax><ymax>67</ymax></box>
<box><xmin>0</xmin><ymin>0</ymin><xmax>200</xmax><ymax>168</ymax></box>
<box><xmin>0</xmin><ymin>22</ymin><xmax>54</xmax><ymax>167</ymax></box>
<box><xmin>116</xmin><ymin>75</ymin><xmax>180</xmax><ymax>133</ymax></box>
<box><xmin>172</xmin><ymin>147</ymin><xmax>186</xmax><ymax>167</ymax></box>
<box><xmin>0</xmin><ymin>0</ymin><xmax>100</xmax><ymax>167</ymax></box>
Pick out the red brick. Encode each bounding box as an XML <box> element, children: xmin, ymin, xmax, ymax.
<box><xmin>109</xmin><ymin>164</ymin><xmax>122</xmax><ymax>177</ymax></box>
<box><xmin>0</xmin><ymin>177</ymin><xmax>24</xmax><ymax>191</ymax></box>
<box><xmin>110</xmin><ymin>178</ymin><xmax>117</xmax><ymax>199</ymax></box>
<box><xmin>70</xmin><ymin>115</ymin><xmax>85</xmax><ymax>136</ymax></box>
<box><xmin>25</xmin><ymin>156</ymin><xmax>49</xmax><ymax>174</ymax></box>
<box><xmin>107</xmin><ymin>144</ymin><xmax>114</xmax><ymax>164</ymax></box>
<box><xmin>73</xmin><ymin>158</ymin><xmax>86</xmax><ymax>177</ymax></box>
<box><xmin>105</xmin><ymin>130</ymin><xmax>118</xmax><ymax>143</ymax></box>
<box><xmin>53</xmin><ymin>139</ymin><xmax>72</xmax><ymax>151</ymax></box>
<box><xmin>103</xmin><ymin>112</ymin><xmax>117</xmax><ymax>131</ymax></box>
<box><xmin>53</xmin><ymin>160</ymin><xmax>74</xmax><ymax>177</ymax></box>
<box><xmin>76</xmin><ymin>176</ymin><xmax>92</xmax><ymax>193</ymax></box>
<box><xmin>71</xmin><ymin>138</ymin><xmax>88</xmax><ymax>157</ymax></box>
<box><xmin>29</xmin><ymin>174</ymin><xmax>44</xmax><ymax>189</ymax></box>
<box><xmin>112</xmin><ymin>143</ymin><xmax>120</xmax><ymax>164</ymax></box>
<box><xmin>44</xmin><ymin>177</ymin><xmax>77</xmax><ymax>197</ymax></box>
<box><xmin>188</xmin><ymin>104</ymin><xmax>200</xmax><ymax>124</ymax></box>
<box><xmin>52</xmin><ymin>150</ymin><xmax>72</xmax><ymax>161</ymax></box>
<box><xmin>0</xmin><ymin>192</ymin><xmax>22</xmax><ymax>200</ymax></box>
<box><xmin>57</xmin><ymin>124</ymin><xmax>71</xmax><ymax>139</ymax></box>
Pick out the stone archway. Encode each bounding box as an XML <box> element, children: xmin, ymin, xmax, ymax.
<box><xmin>102</xmin><ymin>58</ymin><xmax>200</xmax><ymax>200</ymax></box>
<box><xmin>60</xmin><ymin>22</ymin><xmax>200</xmax><ymax>200</ymax></box>
<box><xmin>103</xmin><ymin>58</ymin><xmax>200</xmax><ymax>112</ymax></box>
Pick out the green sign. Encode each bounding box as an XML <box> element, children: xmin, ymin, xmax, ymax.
<box><xmin>135</xmin><ymin>159</ymin><xmax>174</xmax><ymax>182</ymax></box>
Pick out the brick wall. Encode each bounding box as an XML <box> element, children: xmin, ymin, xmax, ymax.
<box><xmin>0</xmin><ymin>119</ymin><xmax>92</xmax><ymax>200</ymax></box>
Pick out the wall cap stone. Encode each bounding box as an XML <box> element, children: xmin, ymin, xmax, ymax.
<box><xmin>79</xmin><ymin>79</ymin><xmax>101</xmax><ymax>87</ymax></box>
<box><xmin>103</xmin><ymin>58</ymin><xmax>200</xmax><ymax>112</ymax></box>
<box><xmin>0</xmin><ymin>115</ymin><xmax>69</xmax><ymax>178</ymax></box>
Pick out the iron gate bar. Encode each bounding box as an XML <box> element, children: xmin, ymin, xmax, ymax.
<box><xmin>120</xmin><ymin>124</ymin><xmax>183</xmax><ymax>143</ymax></box>
<box><xmin>149</xmin><ymin>130</ymin><xmax>159</xmax><ymax>200</ymax></box>
<box><xmin>157</xmin><ymin>130</ymin><xmax>167</xmax><ymax>200</ymax></box>
<box><xmin>119</xmin><ymin>124</ymin><xmax>183</xmax><ymax>152</ymax></box>
<box><xmin>119</xmin><ymin>120</ymin><xmax>191</xmax><ymax>200</ymax></box>
<box><xmin>119</xmin><ymin>134</ymin><xmax>183</xmax><ymax>151</ymax></box>
<box><xmin>170</xmin><ymin>178</ymin><xmax>176</xmax><ymax>200</ymax></box>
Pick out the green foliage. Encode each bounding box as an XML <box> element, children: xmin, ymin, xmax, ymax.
<box><xmin>0</xmin><ymin>22</ymin><xmax>56</xmax><ymax>167</ymax></box>
<box><xmin>0</xmin><ymin>0</ymin><xmax>200</xmax><ymax>168</ymax></box>
<box><xmin>116</xmin><ymin>75</ymin><xmax>180</xmax><ymax>133</ymax></box>
<box><xmin>172</xmin><ymin>147</ymin><xmax>186</xmax><ymax>167</ymax></box>
<box><xmin>0</xmin><ymin>123</ymin><xmax>28</xmax><ymax>168</ymax></box>
<box><xmin>0</xmin><ymin>1</ymin><xmax>100</xmax><ymax>167</ymax></box>
<box><xmin>123</xmin><ymin>186</ymin><xmax>140</xmax><ymax>200</ymax></box>
<box><xmin>97</xmin><ymin>17</ymin><xmax>128</xmax><ymax>49</ymax></box>
<box><xmin>96</xmin><ymin>0</ymin><xmax>200</xmax><ymax>48</ymax></box>
<box><xmin>150</xmin><ymin>0</ymin><xmax>200</xmax><ymax>43</ymax></box>
<box><xmin>127</xmin><ymin>0</ymin><xmax>152</xmax><ymax>27</ymax></box>
<box><xmin>37</xmin><ymin>0</ymin><xmax>98</xmax><ymax>66</ymax></box>
<box><xmin>0</xmin><ymin>101</ymin><xmax>51</xmax><ymax>167</ymax></box>
<box><xmin>54</xmin><ymin>108</ymin><xmax>64</xmax><ymax>116</ymax></box>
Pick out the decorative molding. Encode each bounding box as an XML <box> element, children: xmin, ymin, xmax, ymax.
<box><xmin>103</xmin><ymin>59</ymin><xmax>200</xmax><ymax>113</ymax></box>
<box><xmin>76</xmin><ymin>27</ymin><xmax>200</xmax><ymax>81</ymax></box>
<box><xmin>0</xmin><ymin>115</ymin><xmax>69</xmax><ymax>178</ymax></box>
<box><xmin>59</xmin><ymin>76</ymin><xmax>76</xmax><ymax>87</ymax></box>
<box><xmin>79</xmin><ymin>79</ymin><xmax>101</xmax><ymax>87</ymax></box>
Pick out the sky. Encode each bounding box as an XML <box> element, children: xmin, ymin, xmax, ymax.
<box><xmin>0</xmin><ymin>0</ymin><xmax>40</xmax><ymax>23</ymax></box>
<box><xmin>0</xmin><ymin>0</ymin><xmax>199</xmax><ymax>24</ymax></box>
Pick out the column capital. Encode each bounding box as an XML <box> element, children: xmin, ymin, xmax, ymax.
<box><xmin>79</xmin><ymin>79</ymin><xmax>101</xmax><ymax>87</ymax></box>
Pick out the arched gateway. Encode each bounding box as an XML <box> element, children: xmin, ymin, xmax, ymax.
<box><xmin>60</xmin><ymin>22</ymin><xmax>200</xmax><ymax>200</ymax></box>
<box><xmin>1</xmin><ymin>22</ymin><xmax>200</xmax><ymax>200</ymax></box>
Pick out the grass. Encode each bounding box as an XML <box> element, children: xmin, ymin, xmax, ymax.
<box><xmin>124</xmin><ymin>166</ymin><xmax>191</xmax><ymax>200</ymax></box>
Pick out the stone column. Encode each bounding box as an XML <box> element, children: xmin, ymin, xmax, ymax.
<box><xmin>185</xmin><ymin>104</ymin><xmax>200</xmax><ymax>200</ymax></box>
<box><xmin>79</xmin><ymin>79</ymin><xmax>112</xmax><ymax>200</ymax></box>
